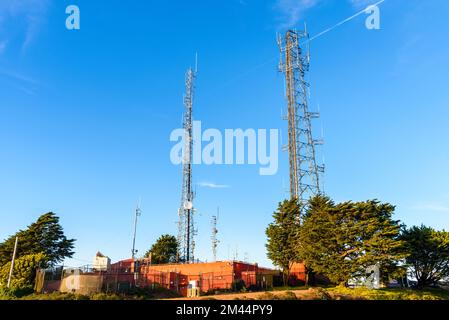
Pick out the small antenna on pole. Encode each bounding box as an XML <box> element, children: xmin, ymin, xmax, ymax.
<box><xmin>131</xmin><ymin>200</ymin><xmax>142</xmax><ymax>260</ymax></box>
<box><xmin>195</xmin><ymin>52</ymin><xmax>198</xmax><ymax>74</ymax></box>
<box><xmin>305</xmin><ymin>22</ymin><xmax>311</xmax><ymax>65</ymax></box>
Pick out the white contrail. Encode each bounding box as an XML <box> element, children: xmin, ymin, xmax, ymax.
<box><xmin>308</xmin><ymin>0</ymin><xmax>386</xmax><ymax>42</ymax></box>
<box><xmin>212</xmin><ymin>0</ymin><xmax>387</xmax><ymax>91</ymax></box>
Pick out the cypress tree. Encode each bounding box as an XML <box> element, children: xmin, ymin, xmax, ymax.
<box><xmin>0</xmin><ymin>212</ymin><xmax>75</xmax><ymax>267</ymax></box>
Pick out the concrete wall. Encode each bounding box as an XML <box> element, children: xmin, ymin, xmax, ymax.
<box><xmin>60</xmin><ymin>274</ymin><xmax>103</xmax><ymax>295</ymax></box>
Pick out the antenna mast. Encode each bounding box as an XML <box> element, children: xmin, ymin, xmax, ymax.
<box><xmin>131</xmin><ymin>204</ymin><xmax>141</xmax><ymax>260</ymax></box>
<box><xmin>278</xmin><ymin>29</ymin><xmax>324</xmax><ymax>218</ymax></box>
<box><xmin>178</xmin><ymin>65</ymin><xmax>197</xmax><ymax>263</ymax></box>
<box><xmin>211</xmin><ymin>207</ymin><xmax>219</xmax><ymax>261</ymax></box>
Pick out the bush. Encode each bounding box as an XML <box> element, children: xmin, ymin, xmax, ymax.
<box><xmin>19</xmin><ymin>292</ymin><xmax>89</xmax><ymax>300</ymax></box>
<box><xmin>125</xmin><ymin>285</ymin><xmax>181</xmax><ymax>299</ymax></box>
<box><xmin>326</xmin><ymin>286</ymin><xmax>449</xmax><ymax>300</ymax></box>
<box><xmin>0</xmin><ymin>286</ymin><xmax>34</xmax><ymax>299</ymax></box>
<box><xmin>0</xmin><ymin>287</ymin><xmax>15</xmax><ymax>300</ymax></box>
<box><xmin>0</xmin><ymin>253</ymin><xmax>47</xmax><ymax>289</ymax></box>
<box><xmin>91</xmin><ymin>293</ymin><xmax>121</xmax><ymax>300</ymax></box>
<box><xmin>247</xmin><ymin>285</ymin><xmax>259</xmax><ymax>292</ymax></box>
<box><xmin>232</xmin><ymin>279</ymin><xmax>246</xmax><ymax>292</ymax></box>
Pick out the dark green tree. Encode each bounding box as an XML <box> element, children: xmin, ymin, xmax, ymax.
<box><xmin>400</xmin><ymin>225</ymin><xmax>449</xmax><ymax>288</ymax></box>
<box><xmin>265</xmin><ymin>198</ymin><xmax>301</xmax><ymax>285</ymax></box>
<box><xmin>0</xmin><ymin>212</ymin><xmax>75</xmax><ymax>267</ymax></box>
<box><xmin>144</xmin><ymin>234</ymin><xmax>178</xmax><ymax>264</ymax></box>
<box><xmin>298</xmin><ymin>195</ymin><xmax>405</xmax><ymax>286</ymax></box>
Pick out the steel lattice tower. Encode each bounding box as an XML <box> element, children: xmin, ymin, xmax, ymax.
<box><xmin>178</xmin><ymin>67</ymin><xmax>196</xmax><ymax>263</ymax></box>
<box><xmin>211</xmin><ymin>208</ymin><xmax>219</xmax><ymax>262</ymax></box>
<box><xmin>278</xmin><ymin>29</ymin><xmax>324</xmax><ymax>217</ymax></box>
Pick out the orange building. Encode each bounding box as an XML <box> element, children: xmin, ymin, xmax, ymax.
<box><xmin>289</xmin><ymin>262</ymin><xmax>330</xmax><ymax>286</ymax></box>
<box><xmin>110</xmin><ymin>260</ymin><xmax>279</xmax><ymax>296</ymax></box>
<box><xmin>289</xmin><ymin>262</ymin><xmax>307</xmax><ymax>285</ymax></box>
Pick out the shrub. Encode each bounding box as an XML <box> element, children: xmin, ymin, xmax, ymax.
<box><xmin>0</xmin><ymin>286</ymin><xmax>34</xmax><ymax>299</ymax></box>
<box><xmin>0</xmin><ymin>287</ymin><xmax>15</xmax><ymax>300</ymax></box>
<box><xmin>91</xmin><ymin>293</ymin><xmax>121</xmax><ymax>300</ymax></box>
<box><xmin>326</xmin><ymin>286</ymin><xmax>449</xmax><ymax>300</ymax></box>
<box><xmin>232</xmin><ymin>279</ymin><xmax>246</xmax><ymax>292</ymax></box>
<box><xmin>0</xmin><ymin>253</ymin><xmax>46</xmax><ymax>290</ymax></box>
<box><xmin>19</xmin><ymin>292</ymin><xmax>89</xmax><ymax>300</ymax></box>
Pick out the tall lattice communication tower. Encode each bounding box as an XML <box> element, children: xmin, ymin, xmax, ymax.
<box><xmin>278</xmin><ymin>28</ymin><xmax>324</xmax><ymax>217</ymax></box>
<box><xmin>211</xmin><ymin>208</ymin><xmax>219</xmax><ymax>262</ymax></box>
<box><xmin>178</xmin><ymin>67</ymin><xmax>197</xmax><ymax>263</ymax></box>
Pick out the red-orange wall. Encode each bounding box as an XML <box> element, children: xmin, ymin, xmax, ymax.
<box><xmin>290</xmin><ymin>262</ymin><xmax>307</xmax><ymax>282</ymax></box>
<box><xmin>141</xmin><ymin>261</ymin><xmax>235</xmax><ymax>276</ymax></box>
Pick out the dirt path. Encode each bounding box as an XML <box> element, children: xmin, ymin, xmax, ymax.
<box><xmin>167</xmin><ymin>288</ymin><xmax>321</xmax><ymax>300</ymax></box>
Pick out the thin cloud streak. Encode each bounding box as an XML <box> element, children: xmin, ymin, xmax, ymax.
<box><xmin>274</xmin><ymin>0</ymin><xmax>386</xmax><ymax>30</ymax></box>
<box><xmin>198</xmin><ymin>182</ymin><xmax>230</xmax><ymax>189</ymax></box>
<box><xmin>0</xmin><ymin>69</ymin><xmax>41</xmax><ymax>95</ymax></box>
<box><xmin>0</xmin><ymin>69</ymin><xmax>40</xmax><ymax>85</ymax></box>
<box><xmin>0</xmin><ymin>0</ymin><xmax>50</xmax><ymax>53</ymax></box>
<box><xmin>308</xmin><ymin>0</ymin><xmax>385</xmax><ymax>42</ymax></box>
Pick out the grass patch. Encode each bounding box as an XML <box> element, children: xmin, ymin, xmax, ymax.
<box><xmin>326</xmin><ymin>286</ymin><xmax>449</xmax><ymax>300</ymax></box>
<box><xmin>17</xmin><ymin>292</ymin><xmax>90</xmax><ymax>300</ymax></box>
<box><xmin>1</xmin><ymin>285</ymin><xmax>181</xmax><ymax>300</ymax></box>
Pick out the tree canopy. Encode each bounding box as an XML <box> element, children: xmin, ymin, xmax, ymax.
<box><xmin>0</xmin><ymin>212</ymin><xmax>75</xmax><ymax>268</ymax></box>
<box><xmin>298</xmin><ymin>195</ymin><xmax>406</xmax><ymax>285</ymax></box>
<box><xmin>265</xmin><ymin>198</ymin><xmax>301</xmax><ymax>284</ymax></box>
<box><xmin>400</xmin><ymin>225</ymin><xmax>449</xmax><ymax>288</ymax></box>
<box><xmin>144</xmin><ymin>234</ymin><xmax>178</xmax><ymax>264</ymax></box>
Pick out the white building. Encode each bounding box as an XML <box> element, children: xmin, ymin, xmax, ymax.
<box><xmin>92</xmin><ymin>252</ymin><xmax>111</xmax><ymax>272</ymax></box>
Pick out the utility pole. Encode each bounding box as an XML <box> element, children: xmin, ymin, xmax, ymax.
<box><xmin>278</xmin><ymin>28</ymin><xmax>324</xmax><ymax>218</ymax></box>
<box><xmin>7</xmin><ymin>237</ymin><xmax>18</xmax><ymax>288</ymax></box>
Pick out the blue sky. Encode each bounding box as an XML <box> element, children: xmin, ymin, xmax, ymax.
<box><xmin>0</xmin><ymin>0</ymin><xmax>448</xmax><ymax>268</ymax></box>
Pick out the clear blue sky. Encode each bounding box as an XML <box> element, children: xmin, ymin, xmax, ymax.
<box><xmin>1</xmin><ymin>0</ymin><xmax>448</xmax><ymax>268</ymax></box>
